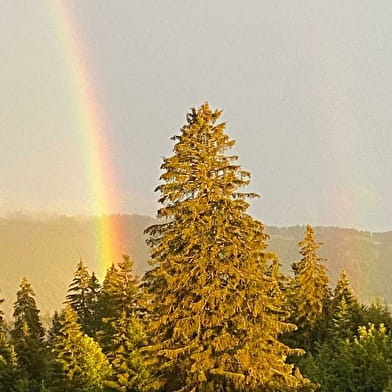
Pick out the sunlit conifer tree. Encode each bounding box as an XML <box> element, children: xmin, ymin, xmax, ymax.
<box><xmin>143</xmin><ymin>103</ymin><xmax>311</xmax><ymax>392</ymax></box>
<box><xmin>11</xmin><ymin>278</ymin><xmax>47</xmax><ymax>391</ymax></box>
<box><xmin>290</xmin><ymin>226</ymin><xmax>330</xmax><ymax>350</ymax></box>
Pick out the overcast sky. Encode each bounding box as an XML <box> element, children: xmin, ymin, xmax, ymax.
<box><xmin>1</xmin><ymin>1</ymin><xmax>392</xmax><ymax>231</ymax></box>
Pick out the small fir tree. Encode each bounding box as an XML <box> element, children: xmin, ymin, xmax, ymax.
<box><xmin>97</xmin><ymin>256</ymin><xmax>140</xmax><ymax>353</ymax></box>
<box><xmin>333</xmin><ymin>270</ymin><xmax>357</xmax><ymax>308</ymax></box>
<box><xmin>331</xmin><ymin>270</ymin><xmax>362</xmax><ymax>338</ymax></box>
<box><xmin>11</xmin><ymin>278</ymin><xmax>47</xmax><ymax>390</ymax></box>
<box><xmin>143</xmin><ymin>103</ymin><xmax>310</xmax><ymax>392</ymax></box>
<box><xmin>66</xmin><ymin>259</ymin><xmax>95</xmax><ymax>335</ymax></box>
<box><xmin>52</xmin><ymin>305</ymin><xmax>111</xmax><ymax>392</ymax></box>
<box><xmin>290</xmin><ymin>225</ymin><xmax>330</xmax><ymax>349</ymax></box>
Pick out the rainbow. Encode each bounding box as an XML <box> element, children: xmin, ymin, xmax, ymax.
<box><xmin>49</xmin><ymin>0</ymin><xmax>124</xmax><ymax>278</ymax></box>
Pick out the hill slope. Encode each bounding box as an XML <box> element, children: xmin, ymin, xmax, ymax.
<box><xmin>0</xmin><ymin>214</ymin><xmax>391</xmax><ymax>317</ymax></box>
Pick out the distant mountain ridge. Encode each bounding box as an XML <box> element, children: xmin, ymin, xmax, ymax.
<box><xmin>0</xmin><ymin>213</ymin><xmax>391</xmax><ymax>317</ymax></box>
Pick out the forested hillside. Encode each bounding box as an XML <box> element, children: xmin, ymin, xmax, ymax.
<box><xmin>0</xmin><ymin>213</ymin><xmax>154</xmax><ymax>317</ymax></box>
<box><xmin>0</xmin><ymin>214</ymin><xmax>391</xmax><ymax>317</ymax></box>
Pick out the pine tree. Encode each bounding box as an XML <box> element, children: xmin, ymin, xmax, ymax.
<box><xmin>0</xmin><ymin>293</ymin><xmax>17</xmax><ymax>391</ymax></box>
<box><xmin>97</xmin><ymin>256</ymin><xmax>140</xmax><ymax>353</ymax></box>
<box><xmin>66</xmin><ymin>259</ymin><xmax>94</xmax><ymax>335</ymax></box>
<box><xmin>333</xmin><ymin>270</ymin><xmax>357</xmax><ymax>308</ymax></box>
<box><xmin>290</xmin><ymin>225</ymin><xmax>330</xmax><ymax>349</ymax></box>
<box><xmin>143</xmin><ymin>103</ymin><xmax>311</xmax><ymax>392</ymax></box>
<box><xmin>97</xmin><ymin>256</ymin><xmax>146</xmax><ymax>390</ymax></box>
<box><xmin>11</xmin><ymin>278</ymin><xmax>47</xmax><ymax>390</ymax></box>
<box><xmin>108</xmin><ymin>311</ymin><xmax>149</xmax><ymax>392</ymax></box>
<box><xmin>331</xmin><ymin>270</ymin><xmax>362</xmax><ymax>339</ymax></box>
<box><xmin>52</xmin><ymin>305</ymin><xmax>111</xmax><ymax>392</ymax></box>
<box><xmin>115</xmin><ymin>256</ymin><xmax>139</xmax><ymax>314</ymax></box>
<box><xmin>84</xmin><ymin>272</ymin><xmax>102</xmax><ymax>337</ymax></box>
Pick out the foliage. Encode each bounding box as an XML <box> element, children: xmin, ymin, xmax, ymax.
<box><xmin>66</xmin><ymin>259</ymin><xmax>102</xmax><ymax>337</ymax></box>
<box><xmin>301</xmin><ymin>323</ymin><xmax>392</xmax><ymax>392</ymax></box>
<box><xmin>330</xmin><ymin>270</ymin><xmax>362</xmax><ymax>339</ymax></box>
<box><xmin>11</xmin><ymin>278</ymin><xmax>47</xmax><ymax>390</ymax></box>
<box><xmin>0</xmin><ymin>295</ymin><xmax>18</xmax><ymax>391</ymax></box>
<box><xmin>107</xmin><ymin>311</ymin><xmax>149</xmax><ymax>392</ymax></box>
<box><xmin>2</xmin><ymin>104</ymin><xmax>392</xmax><ymax>391</ymax></box>
<box><xmin>290</xmin><ymin>225</ymin><xmax>330</xmax><ymax>350</ymax></box>
<box><xmin>360</xmin><ymin>298</ymin><xmax>392</xmax><ymax>330</ymax></box>
<box><xmin>97</xmin><ymin>256</ymin><xmax>140</xmax><ymax>354</ymax></box>
<box><xmin>51</xmin><ymin>305</ymin><xmax>111</xmax><ymax>392</ymax></box>
<box><xmin>143</xmin><ymin>103</ymin><xmax>311</xmax><ymax>392</ymax></box>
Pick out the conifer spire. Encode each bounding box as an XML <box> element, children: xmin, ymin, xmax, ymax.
<box><xmin>144</xmin><ymin>103</ymin><xmax>310</xmax><ymax>392</ymax></box>
<box><xmin>97</xmin><ymin>256</ymin><xmax>140</xmax><ymax>353</ymax></box>
<box><xmin>334</xmin><ymin>270</ymin><xmax>357</xmax><ymax>308</ymax></box>
<box><xmin>11</xmin><ymin>278</ymin><xmax>46</xmax><ymax>388</ymax></box>
<box><xmin>291</xmin><ymin>225</ymin><xmax>330</xmax><ymax>348</ymax></box>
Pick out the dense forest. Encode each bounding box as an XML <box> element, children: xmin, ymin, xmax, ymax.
<box><xmin>1</xmin><ymin>104</ymin><xmax>391</xmax><ymax>391</ymax></box>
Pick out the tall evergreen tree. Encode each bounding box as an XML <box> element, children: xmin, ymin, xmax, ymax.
<box><xmin>143</xmin><ymin>103</ymin><xmax>310</xmax><ymax>392</ymax></box>
<box><xmin>11</xmin><ymin>278</ymin><xmax>47</xmax><ymax>391</ymax></box>
<box><xmin>290</xmin><ymin>225</ymin><xmax>330</xmax><ymax>349</ymax></box>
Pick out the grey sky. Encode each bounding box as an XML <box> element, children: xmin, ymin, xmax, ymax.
<box><xmin>1</xmin><ymin>1</ymin><xmax>392</xmax><ymax>231</ymax></box>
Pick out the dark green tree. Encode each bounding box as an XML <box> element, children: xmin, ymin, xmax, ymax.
<box><xmin>47</xmin><ymin>311</ymin><xmax>63</xmax><ymax>347</ymax></box>
<box><xmin>290</xmin><ymin>225</ymin><xmax>330</xmax><ymax>350</ymax></box>
<box><xmin>302</xmin><ymin>323</ymin><xmax>392</xmax><ymax>392</ymax></box>
<box><xmin>84</xmin><ymin>272</ymin><xmax>102</xmax><ymax>337</ymax></box>
<box><xmin>143</xmin><ymin>103</ymin><xmax>311</xmax><ymax>392</ymax></box>
<box><xmin>0</xmin><ymin>293</ymin><xmax>18</xmax><ymax>391</ymax></box>
<box><xmin>11</xmin><ymin>278</ymin><xmax>47</xmax><ymax>391</ymax></box>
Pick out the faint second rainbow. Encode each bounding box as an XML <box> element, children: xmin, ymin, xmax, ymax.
<box><xmin>49</xmin><ymin>0</ymin><xmax>124</xmax><ymax>278</ymax></box>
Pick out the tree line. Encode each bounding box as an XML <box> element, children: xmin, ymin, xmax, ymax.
<box><xmin>1</xmin><ymin>103</ymin><xmax>391</xmax><ymax>392</ymax></box>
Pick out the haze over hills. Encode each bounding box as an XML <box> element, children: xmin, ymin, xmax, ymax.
<box><xmin>0</xmin><ymin>213</ymin><xmax>391</xmax><ymax>318</ymax></box>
